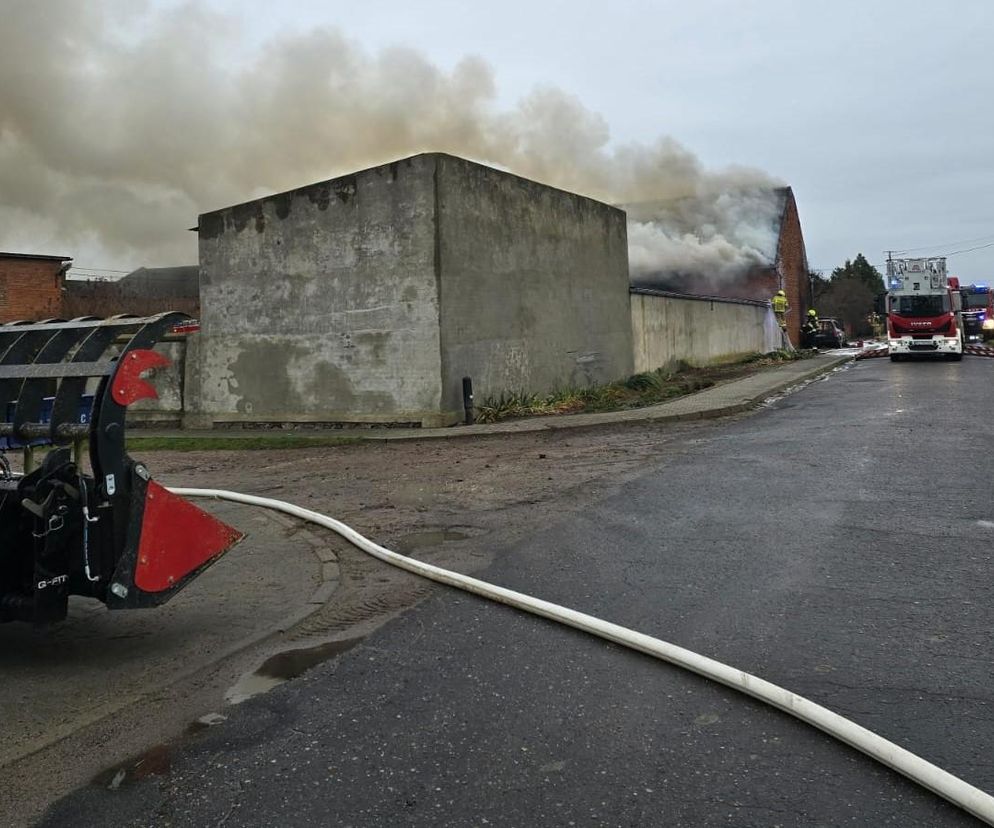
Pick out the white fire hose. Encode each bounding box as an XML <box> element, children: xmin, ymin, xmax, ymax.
<box><xmin>173</xmin><ymin>487</ymin><xmax>994</xmax><ymax>825</ymax></box>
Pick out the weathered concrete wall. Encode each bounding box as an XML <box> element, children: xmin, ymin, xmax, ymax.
<box><xmin>631</xmin><ymin>290</ymin><xmax>782</xmax><ymax>372</ymax></box>
<box><xmin>192</xmin><ymin>153</ymin><xmax>633</xmax><ymax>427</ymax></box>
<box><xmin>436</xmin><ymin>155</ymin><xmax>633</xmax><ymax>411</ymax></box>
<box><xmin>194</xmin><ymin>155</ymin><xmax>446</xmax><ymax>426</ymax></box>
<box><xmin>128</xmin><ymin>338</ymin><xmax>186</xmax><ymax>425</ymax></box>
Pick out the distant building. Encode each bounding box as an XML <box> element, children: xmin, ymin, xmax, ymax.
<box><xmin>64</xmin><ymin>265</ymin><xmax>199</xmax><ymax>318</ymax></box>
<box><xmin>116</xmin><ymin>266</ymin><xmax>199</xmax><ymax>300</ymax></box>
<box><xmin>624</xmin><ymin>187</ymin><xmax>811</xmax><ymax>346</ymax></box>
<box><xmin>0</xmin><ymin>252</ymin><xmax>72</xmax><ymax>322</ymax></box>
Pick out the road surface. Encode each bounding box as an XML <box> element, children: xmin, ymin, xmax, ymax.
<box><xmin>35</xmin><ymin>356</ymin><xmax>994</xmax><ymax>826</ymax></box>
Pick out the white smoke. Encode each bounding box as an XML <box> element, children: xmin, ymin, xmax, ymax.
<box><xmin>624</xmin><ymin>186</ymin><xmax>786</xmax><ymax>284</ymax></box>
<box><xmin>0</xmin><ymin>1</ymin><xmax>784</xmax><ymax>279</ymax></box>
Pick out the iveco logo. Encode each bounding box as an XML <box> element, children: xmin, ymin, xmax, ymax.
<box><xmin>910</xmin><ymin>322</ymin><xmax>931</xmax><ymax>327</ymax></box>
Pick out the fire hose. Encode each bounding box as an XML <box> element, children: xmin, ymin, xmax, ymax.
<box><xmin>174</xmin><ymin>487</ymin><xmax>994</xmax><ymax>825</ymax></box>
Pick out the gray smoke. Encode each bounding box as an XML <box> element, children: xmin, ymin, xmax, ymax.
<box><xmin>0</xmin><ymin>1</ymin><xmax>784</xmax><ymax>277</ymax></box>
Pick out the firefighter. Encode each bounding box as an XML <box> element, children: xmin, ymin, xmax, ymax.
<box><xmin>801</xmin><ymin>308</ymin><xmax>820</xmax><ymax>348</ymax></box>
<box><xmin>772</xmin><ymin>290</ymin><xmax>789</xmax><ymax>330</ymax></box>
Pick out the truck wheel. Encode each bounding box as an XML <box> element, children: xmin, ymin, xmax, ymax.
<box><xmin>950</xmin><ymin>352</ymin><xmax>963</xmax><ymax>361</ymax></box>
<box><xmin>890</xmin><ymin>354</ymin><xmax>902</xmax><ymax>362</ymax></box>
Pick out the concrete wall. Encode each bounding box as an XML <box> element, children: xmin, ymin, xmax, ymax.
<box><xmin>129</xmin><ymin>293</ymin><xmax>781</xmax><ymax>425</ymax></box>
<box><xmin>194</xmin><ymin>155</ymin><xmax>445</xmax><ymax>426</ymax></box>
<box><xmin>435</xmin><ymin>155</ymin><xmax>633</xmax><ymax>413</ymax></box>
<box><xmin>128</xmin><ymin>338</ymin><xmax>187</xmax><ymax>425</ymax></box>
<box><xmin>631</xmin><ymin>289</ymin><xmax>782</xmax><ymax>372</ymax></box>
<box><xmin>192</xmin><ymin>153</ymin><xmax>633</xmax><ymax>427</ymax></box>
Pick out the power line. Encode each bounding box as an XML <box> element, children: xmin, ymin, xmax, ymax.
<box><xmin>71</xmin><ymin>265</ymin><xmax>132</xmax><ymax>273</ymax></box>
<box><xmin>944</xmin><ymin>241</ymin><xmax>994</xmax><ymax>257</ymax></box>
<box><xmin>890</xmin><ymin>233</ymin><xmax>994</xmax><ymax>255</ymax></box>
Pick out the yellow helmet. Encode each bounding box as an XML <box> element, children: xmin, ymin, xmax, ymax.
<box><xmin>776</xmin><ymin>290</ymin><xmax>786</xmax><ymax>296</ymax></box>
<box><xmin>808</xmin><ymin>309</ymin><xmax>817</xmax><ymax>317</ymax></box>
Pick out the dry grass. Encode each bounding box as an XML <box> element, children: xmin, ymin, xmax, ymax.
<box><xmin>476</xmin><ymin>349</ymin><xmax>808</xmax><ymax>423</ymax></box>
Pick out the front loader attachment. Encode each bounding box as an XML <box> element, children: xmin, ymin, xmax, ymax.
<box><xmin>0</xmin><ymin>314</ymin><xmax>243</xmax><ymax>624</ymax></box>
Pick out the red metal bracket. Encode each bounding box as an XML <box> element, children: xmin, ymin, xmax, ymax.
<box><xmin>111</xmin><ymin>349</ymin><xmax>171</xmax><ymax>406</ymax></box>
<box><xmin>133</xmin><ymin>481</ymin><xmax>244</xmax><ymax>593</ymax></box>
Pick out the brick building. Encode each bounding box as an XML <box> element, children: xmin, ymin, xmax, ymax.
<box><xmin>743</xmin><ymin>187</ymin><xmax>811</xmax><ymax>347</ymax></box>
<box><xmin>625</xmin><ymin>187</ymin><xmax>813</xmax><ymax>346</ymax></box>
<box><xmin>0</xmin><ymin>252</ymin><xmax>72</xmax><ymax>322</ymax></box>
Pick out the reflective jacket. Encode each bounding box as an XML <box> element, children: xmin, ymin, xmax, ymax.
<box><xmin>772</xmin><ymin>294</ymin><xmax>788</xmax><ymax>313</ymax></box>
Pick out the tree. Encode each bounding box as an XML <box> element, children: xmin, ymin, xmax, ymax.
<box><xmin>818</xmin><ymin>277</ymin><xmax>875</xmax><ymax>336</ymax></box>
<box><xmin>830</xmin><ymin>253</ymin><xmax>884</xmax><ymax>295</ymax></box>
<box><xmin>809</xmin><ymin>270</ymin><xmax>830</xmax><ymax>306</ymax></box>
<box><xmin>812</xmin><ymin>254</ymin><xmax>884</xmax><ymax>336</ymax></box>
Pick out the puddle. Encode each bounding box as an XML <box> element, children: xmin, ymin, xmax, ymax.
<box><xmin>92</xmin><ymin>743</ymin><xmax>171</xmax><ymax>790</ymax></box>
<box><xmin>226</xmin><ymin>636</ymin><xmax>364</xmax><ymax>704</ymax></box>
<box><xmin>394</xmin><ymin>529</ymin><xmax>470</xmax><ymax>554</ymax></box>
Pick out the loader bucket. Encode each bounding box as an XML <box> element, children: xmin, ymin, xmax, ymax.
<box><xmin>0</xmin><ymin>314</ymin><xmax>243</xmax><ymax>624</ymax></box>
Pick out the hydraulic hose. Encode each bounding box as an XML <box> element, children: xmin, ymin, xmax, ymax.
<box><xmin>172</xmin><ymin>487</ymin><xmax>994</xmax><ymax>825</ymax></box>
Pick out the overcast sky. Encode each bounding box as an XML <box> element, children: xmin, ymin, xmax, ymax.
<box><xmin>4</xmin><ymin>0</ymin><xmax>992</xmax><ymax>281</ymax></box>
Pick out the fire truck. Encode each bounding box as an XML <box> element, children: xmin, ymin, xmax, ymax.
<box><xmin>958</xmin><ymin>282</ymin><xmax>994</xmax><ymax>343</ymax></box>
<box><xmin>885</xmin><ymin>257</ymin><xmax>964</xmax><ymax>361</ymax></box>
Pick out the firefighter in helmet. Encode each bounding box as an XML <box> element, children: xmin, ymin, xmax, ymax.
<box><xmin>771</xmin><ymin>289</ymin><xmax>789</xmax><ymax>329</ymax></box>
<box><xmin>801</xmin><ymin>308</ymin><xmax>820</xmax><ymax>348</ymax></box>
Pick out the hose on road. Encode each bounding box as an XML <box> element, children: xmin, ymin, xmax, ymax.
<box><xmin>173</xmin><ymin>487</ymin><xmax>994</xmax><ymax>826</ymax></box>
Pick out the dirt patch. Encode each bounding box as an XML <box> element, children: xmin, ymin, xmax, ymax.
<box><xmin>147</xmin><ymin>418</ymin><xmax>710</xmax><ymax>558</ymax></box>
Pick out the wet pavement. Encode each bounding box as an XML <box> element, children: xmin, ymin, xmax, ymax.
<box><xmin>0</xmin><ymin>501</ymin><xmax>326</xmax><ymax>824</ymax></box>
<box><xmin>35</xmin><ymin>356</ymin><xmax>994</xmax><ymax>826</ymax></box>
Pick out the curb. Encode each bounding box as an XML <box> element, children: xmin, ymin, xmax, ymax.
<box><xmin>361</xmin><ymin>355</ymin><xmax>854</xmax><ymax>440</ymax></box>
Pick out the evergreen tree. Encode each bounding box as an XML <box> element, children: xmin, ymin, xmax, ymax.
<box><xmin>816</xmin><ymin>253</ymin><xmax>884</xmax><ymax>336</ymax></box>
<box><xmin>830</xmin><ymin>253</ymin><xmax>884</xmax><ymax>295</ymax></box>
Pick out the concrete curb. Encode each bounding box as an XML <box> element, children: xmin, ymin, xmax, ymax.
<box><xmin>360</xmin><ymin>354</ymin><xmax>854</xmax><ymax>440</ymax></box>
<box><xmin>638</xmin><ymin>354</ymin><xmax>854</xmax><ymax>422</ymax></box>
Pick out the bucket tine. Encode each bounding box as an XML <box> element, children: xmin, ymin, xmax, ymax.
<box><xmin>0</xmin><ymin>313</ymin><xmax>243</xmax><ymax>625</ymax></box>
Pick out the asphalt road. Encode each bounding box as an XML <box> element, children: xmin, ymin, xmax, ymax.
<box><xmin>39</xmin><ymin>356</ymin><xmax>994</xmax><ymax>827</ymax></box>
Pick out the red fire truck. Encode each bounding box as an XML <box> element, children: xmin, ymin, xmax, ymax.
<box><xmin>958</xmin><ymin>282</ymin><xmax>994</xmax><ymax>343</ymax></box>
<box><xmin>885</xmin><ymin>257</ymin><xmax>964</xmax><ymax>361</ymax></box>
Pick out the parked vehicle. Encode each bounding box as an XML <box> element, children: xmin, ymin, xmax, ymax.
<box><xmin>812</xmin><ymin>318</ymin><xmax>848</xmax><ymax>349</ymax></box>
<box><xmin>884</xmin><ymin>258</ymin><xmax>964</xmax><ymax>361</ymax></box>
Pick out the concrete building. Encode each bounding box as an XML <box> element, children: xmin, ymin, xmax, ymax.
<box><xmin>64</xmin><ymin>266</ymin><xmax>200</xmax><ymax>318</ymax></box>
<box><xmin>625</xmin><ymin>187</ymin><xmax>812</xmax><ymax>346</ymax></box>
<box><xmin>0</xmin><ymin>252</ymin><xmax>71</xmax><ymax>322</ymax></box>
<box><xmin>190</xmin><ymin>153</ymin><xmax>633</xmax><ymax>427</ymax></box>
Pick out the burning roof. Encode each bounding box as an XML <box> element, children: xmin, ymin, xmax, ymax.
<box><xmin>621</xmin><ymin>187</ymin><xmax>792</xmax><ymax>297</ymax></box>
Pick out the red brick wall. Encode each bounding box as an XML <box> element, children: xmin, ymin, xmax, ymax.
<box><xmin>0</xmin><ymin>258</ymin><xmax>66</xmax><ymax>322</ymax></box>
<box><xmin>776</xmin><ymin>190</ymin><xmax>811</xmax><ymax>346</ymax></box>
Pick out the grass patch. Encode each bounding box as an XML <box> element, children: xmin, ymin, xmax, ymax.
<box><xmin>476</xmin><ymin>349</ymin><xmax>810</xmax><ymax>424</ymax></box>
<box><xmin>127</xmin><ymin>435</ymin><xmax>362</xmax><ymax>452</ymax></box>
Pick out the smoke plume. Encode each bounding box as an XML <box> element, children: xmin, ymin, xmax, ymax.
<box><xmin>0</xmin><ymin>0</ymin><xmax>783</xmax><ymax>279</ymax></box>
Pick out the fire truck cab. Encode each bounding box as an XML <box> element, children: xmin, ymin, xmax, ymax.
<box><xmin>958</xmin><ymin>283</ymin><xmax>994</xmax><ymax>343</ymax></box>
<box><xmin>885</xmin><ymin>257</ymin><xmax>964</xmax><ymax>361</ymax></box>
